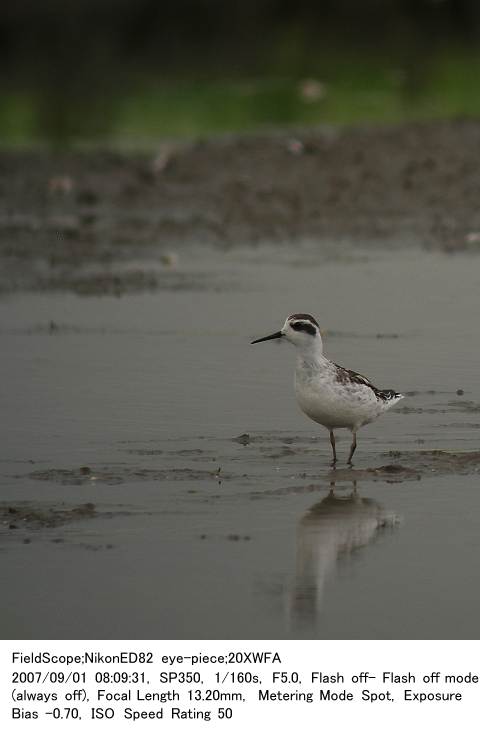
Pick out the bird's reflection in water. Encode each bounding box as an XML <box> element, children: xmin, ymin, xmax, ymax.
<box><xmin>291</xmin><ymin>481</ymin><xmax>399</xmax><ymax>623</ymax></box>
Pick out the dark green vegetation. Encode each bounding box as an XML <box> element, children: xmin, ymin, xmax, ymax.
<box><xmin>2</xmin><ymin>1</ymin><xmax>480</xmax><ymax>143</ymax></box>
<box><xmin>3</xmin><ymin>49</ymin><xmax>480</xmax><ymax>144</ymax></box>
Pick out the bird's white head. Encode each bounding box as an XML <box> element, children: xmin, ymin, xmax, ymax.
<box><xmin>251</xmin><ymin>313</ymin><xmax>323</xmax><ymax>355</ymax></box>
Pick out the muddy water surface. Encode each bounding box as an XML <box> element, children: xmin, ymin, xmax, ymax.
<box><xmin>1</xmin><ymin>247</ymin><xmax>480</xmax><ymax>639</ymax></box>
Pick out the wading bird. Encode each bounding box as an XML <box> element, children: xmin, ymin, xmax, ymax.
<box><xmin>251</xmin><ymin>314</ymin><xmax>403</xmax><ymax>465</ymax></box>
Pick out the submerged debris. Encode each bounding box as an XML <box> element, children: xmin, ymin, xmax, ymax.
<box><xmin>1</xmin><ymin>502</ymin><xmax>96</xmax><ymax>530</ymax></box>
<box><xmin>232</xmin><ymin>433</ymin><xmax>251</xmax><ymax>445</ymax></box>
<box><xmin>26</xmin><ymin>465</ymin><xmax>232</xmax><ymax>486</ymax></box>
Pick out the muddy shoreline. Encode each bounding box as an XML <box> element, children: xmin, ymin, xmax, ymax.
<box><xmin>2</xmin><ymin>119</ymin><xmax>480</xmax><ymax>295</ymax></box>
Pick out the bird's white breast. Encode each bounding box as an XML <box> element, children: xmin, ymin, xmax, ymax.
<box><xmin>294</xmin><ymin>358</ymin><xmax>382</xmax><ymax>430</ymax></box>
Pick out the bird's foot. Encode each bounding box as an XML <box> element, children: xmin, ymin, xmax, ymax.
<box><xmin>330</xmin><ymin>458</ymin><xmax>337</xmax><ymax>469</ymax></box>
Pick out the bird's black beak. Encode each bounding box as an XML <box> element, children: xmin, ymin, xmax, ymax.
<box><xmin>251</xmin><ymin>331</ymin><xmax>283</xmax><ymax>344</ymax></box>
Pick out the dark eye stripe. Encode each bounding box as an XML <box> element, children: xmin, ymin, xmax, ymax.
<box><xmin>291</xmin><ymin>321</ymin><xmax>316</xmax><ymax>336</ymax></box>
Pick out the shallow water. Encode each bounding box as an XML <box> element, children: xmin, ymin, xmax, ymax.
<box><xmin>1</xmin><ymin>247</ymin><xmax>480</xmax><ymax>639</ymax></box>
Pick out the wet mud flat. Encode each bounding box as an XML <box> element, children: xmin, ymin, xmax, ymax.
<box><xmin>2</xmin><ymin>121</ymin><xmax>480</xmax><ymax>639</ymax></box>
<box><xmin>2</xmin><ymin>248</ymin><xmax>480</xmax><ymax>638</ymax></box>
<box><xmin>2</xmin><ymin>421</ymin><xmax>480</xmax><ymax>638</ymax></box>
<box><xmin>3</xmin><ymin>119</ymin><xmax>480</xmax><ymax>295</ymax></box>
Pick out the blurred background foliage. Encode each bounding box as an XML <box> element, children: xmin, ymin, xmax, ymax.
<box><xmin>1</xmin><ymin>0</ymin><xmax>480</xmax><ymax>145</ymax></box>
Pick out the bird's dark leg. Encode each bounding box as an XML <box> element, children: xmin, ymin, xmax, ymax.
<box><xmin>329</xmin><ymin>430</ymin><xmax>337</xmax><ymax>467</ymax></box>
<box><xmin>347</xmin><ymin>431</ymin><xmax>357</xmax><ymax>465</ymax></box>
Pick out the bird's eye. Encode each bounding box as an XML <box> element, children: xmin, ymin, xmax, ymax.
<box><xmin>291</xmin><ymin>321</ymin><xmax>316</xmax><ymax>335</ymax></box>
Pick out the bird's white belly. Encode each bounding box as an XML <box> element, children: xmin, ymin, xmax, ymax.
<box><xmin>294</xmin><ymin>372</ymin><xmax>380</xmax><ymax>430</ymax></box>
